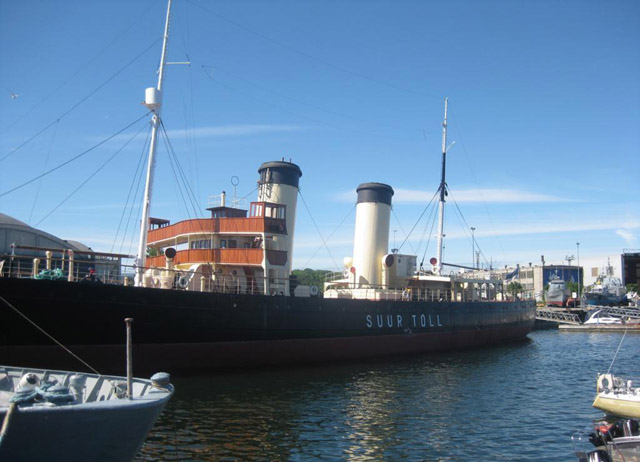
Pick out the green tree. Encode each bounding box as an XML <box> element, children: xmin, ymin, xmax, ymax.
<box><xmin>627</xmin><ymin>283</ymin><xmax>639</xmax><ymax>293</ymax></box>
<box><xmin>291</xmin><ymin>268</ymin><xmax>331</xmax><ymax>291</ymax></box>
<box><xmin>507</xmin><ymin>281</ymin><xmax>523</xmax><ymax>296</ymax></box>
<box><xmin>566</xmin><ymin>281</ymin><xmax>579</xmax><ymax>296</ymax></box>
<box><xmin>147</xmin><ymin>247</ymin><xmax>163</xmax><ymax>257</ymax></box>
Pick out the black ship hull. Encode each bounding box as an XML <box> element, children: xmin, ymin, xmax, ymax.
<box><xmin>0</xmin><ymin>277</ymin><xmax>536</xmax><ymax>374</ymax></box>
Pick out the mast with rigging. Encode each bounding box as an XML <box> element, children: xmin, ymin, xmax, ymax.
<box><xmin>435</xmin><ymin>98</ymin><xmax>448</xmax><ymax>276</ymax></box>
<box><xmin>135</xmin><ymin>0</ymin><xmax>173</xmax><ymax>286</ymax></box>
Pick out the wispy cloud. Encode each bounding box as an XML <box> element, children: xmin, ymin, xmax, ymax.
<box><xmin>480</xmin><ymin>220</ymin><xmax>640</xmax><ymax>239</ymax></box>
<box><xmin>293</xmin><ymin>219</ymin><xmax>640</xmax><ymax>248</ymax></box>
<box><xmin>616</xmin><ymin>229</ymin><xmax>637</xmax><ymax>245</ymax></box>
<box><xmin>165</xmin><ymin>124</ymin><xmax>307</xmax><ymax>138</ymax></box>
<box><xmin>88</xmin><ymin>124</ymin><xmax>308</xmax><ymax>143</ymax></box>
<box><xmin>395</xmin><ymin>188</ymin><xmax>567</xmax><ymax>203</ymax></box>
<box><xmin>334</xmin><ymin>188</ymin><xmax>568</xmax><ymax>204</ymax></box>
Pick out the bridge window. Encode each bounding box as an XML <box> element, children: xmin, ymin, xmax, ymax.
<box><xmin>190</xmin><ymin>239</ymin><xmax>211</xmax><ymax>249</ymax></box>
<box><xmin>250</xmin><ymin>202</ymin><xmax>286</xmax><ymax>219</ymax></box>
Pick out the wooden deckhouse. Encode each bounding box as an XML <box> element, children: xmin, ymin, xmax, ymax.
<box><xmin>145</xmin><ymin>198</ymin><xmax>291</xmax><ymax>295</ymax></box>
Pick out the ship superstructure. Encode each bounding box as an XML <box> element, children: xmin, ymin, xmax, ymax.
<box><xmin>584</xmin><ymin>263</ymin><xmax>627</xmax><ymax>306</ymax></box>
<box><xmin>143</xmin><ymin>161</ymin><xmax>301</xmax><ymax>296</ymax></box>
<box><xmin>324</xmin><ymin>183</ymin><xmax>508</xmax><ymax>304</ymax></box>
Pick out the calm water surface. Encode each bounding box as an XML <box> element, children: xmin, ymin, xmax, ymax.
<box><xmin>136</xmin><ymin>331</ymin><xmax>639</xmax><ymax>461</ymax></box>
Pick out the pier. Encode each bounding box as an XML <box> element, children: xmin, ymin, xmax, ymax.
<box><xmin>536</xmin><ymin>305</ymin><xmax>640</xmax><ymax>331</ymax></box>
<box><xmin>536</xmin><ymin>309</ymin><xmax>581</xmax><ymax>325</ymax></box>
<box><xmin>587</xmin><ymin>305</ymin><xmax>640</xmax><ymax>319</ymax></box>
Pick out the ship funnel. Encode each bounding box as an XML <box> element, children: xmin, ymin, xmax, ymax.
<box><xmin>351</xmin><ymin>182</ymin><xmax>394</xmax><ymax>287</ymax></box>
<box><xmin>257</xmin><ymin>161</ymin><xmax>302</xmax><ymax>283</ymax></box>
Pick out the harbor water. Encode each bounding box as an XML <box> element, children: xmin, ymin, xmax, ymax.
<box><xmin>136</xmin><ymin>331</ymin><xmax>639</xmax><ymax>461</ymax></box>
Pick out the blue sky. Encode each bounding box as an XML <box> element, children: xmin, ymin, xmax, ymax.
<box><xmin>1</xmin><ymin>0</ymin><xmax>638</xmax><ymax>272</ymax></box>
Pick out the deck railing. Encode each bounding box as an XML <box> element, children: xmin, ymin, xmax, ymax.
<box><xmin>2</xmin><ymin>251</ymin><xmax>536</xmax><ymax>301</ymax></box>
<box><xmin>147</xmin><ymin>217</ymin><xmax>287</xmax><ymax>243</ymax></box>
<box><xmin>0</xmin><ymin>252</ymin><xmax>292</xmax><ymax>296</ymax></box>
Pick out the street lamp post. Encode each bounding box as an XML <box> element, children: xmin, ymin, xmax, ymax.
<box><xmin>470</xmin><ymin>227</ymin><xmax>476</xmax><ymax>270</ymax></box>
<box><xmin>577</xmin><ymin>242</ymin><xmax>580</xmax><ymax>304</ymax></box>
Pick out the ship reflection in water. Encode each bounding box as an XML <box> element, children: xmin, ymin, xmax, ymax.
<box><xmin>136</xmin><ymin>355</ymin><xmax>496</xmax><ymax>461</ymax></box>
<box><xmin>137</xmin><ymin>357</ymin><xmax>468</xmax><ymax>461</ymax></box>
<box><xmin>134</xmin><ymin>331</ymin><xmax>640</xmax><ymax>462</ymax></box>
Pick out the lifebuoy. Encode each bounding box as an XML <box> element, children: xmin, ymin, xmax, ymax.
<box><xmin>597</xmin><ymin>373</ymin><xmax>614</xmax><ymax>393</ymax></box>
<box><xmin>177</xmin><ymin>276</ymin><xmax>189</xmax><ymax>289</ymax></box>
<box><xmin>310</xmin><ymin>285</ymin><xmax>319</xmax><ymax>296</ymax></box>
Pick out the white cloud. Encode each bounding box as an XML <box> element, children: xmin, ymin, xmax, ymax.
<box><xmin>616</xmin><ymin>229</ymin><xmax>637</xmax><ymax>244</ymax></box>
<box><xmin>334</xmin><ymin>187</ymin><xmax>568</xmax><ymax>204</ymax></box>
<box><xmin>294</xmin><ymin>219</ymin><xmax>640</xmax><ymax>251</ymax></box>
<box><xmin>439</xmin><ymin>220</ymin><xmax>640</xmax><ymax>240</ymax></box>
<box><xmin>165</xmin><ymin>124</ymin><xmax>307</xmax><ymax>138</ymax></box>
<box><xmin>394</xmin><ymin>188</ymin><xmax>566</xmax><ymax>203</ymax></box>
<box><xmin>88</xmin><ymin>124</ymin><xmax>308</xmax><ymax>143</ymax></box>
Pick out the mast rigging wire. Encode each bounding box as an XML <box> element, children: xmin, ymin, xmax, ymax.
<box><xmin>606</xmin><ymin>330</ymin><xmax>628</xmax><ymax>375</ymax></box>
<box><xmin>118</xmin><ymin>130</ymin><xmax>151</xmax><ymax>256</ymax></box>
<box><xmin>448</xmin><ymin>109</ymin><xmax>507</xmax><ymax>264</ymax></box>
<box><xmin>417</xmin><ymin>201</ymin><xmax>439</xmax><ymax>268</ymax></box>
<box><xmin>111</xmin><ymin>125</ymin><xmax>153</xmax><ymax>253</ymax></box>
<box><xmin>34</xmin><ymin>121</ymin><xmax>149</xmax><ymax>227</ymax></box>
<box><xmin>298</xmin><ymin>190</ymin><xmax>341</xmax><ymax>271</ymax></box>
<box><xmin>159</xmin><ymin>121</ymin><xmax>219</xmax><ymax>257</ymax></box>
<box><xmin>161</xmin><ymin>129</ymin><xmax>196</xmax><ymax>220</ymax></box>
<box><xmin>28</xmin><ymin>121</ymin><xmax>59</xmax><ymax>225</ymax></box>
<box><xmin>447</xmin><ymin>188</ymin><xmax>489</xmax><ymax>269</ymax></box>
<box><xmin>186</xmin><ymin>0</ymin><xmax>438</xmax><ymax>100</ymax></box>
<box><xmin>124</xmin><ymin>170</ymin><xmax>147</xmax><ymax>257</ymax></box>
<box><xmin>0</xmin><ymin>39</ymin><xmax>161</xmax><ymax>164</ymax></box>
<box><xmin>0</xmin><ymin>112</ymin><xmax>151</xmax><ymax>199</ymax></box>
<box><xmin>0</xmin><ymin>1</ymin><xmax>164</xmax><ymax>137</ymax></box>
<box><xmin>199</xmin><ymin>65</ymin><xmax>413</xmax><ymax>142</ymax></box>
<box><xmin>160</xmin><ymin>120</ymin><xmax>205</xmax><ymax>220</ymax></box>
<box><xmin>201</xmin><ymin>63</ymin><xmax>420</xmax><ymax>134</ymax></box>
<box><xmin>159</xmin><ymin>120</ymin><xmax>218</xmax><ymax>260</ymax></box>
<box><xmin>391</xmin><ymin>208</ymin><xmax>417</xmax><ymax>256</ymax></box>
<box><xmin>0</xmin><ymin>295</ymin><xmax>101</xmax><ymax>376</ymax></box>
<box><xmin>300</xmin><ymin>203</ymin><xmax>356</xmax><ymax>270</ymax></box>
<box><xmin>396</xmin><ymin>189</ymin><xmax>440</xmax><ymax>255</ymax></box>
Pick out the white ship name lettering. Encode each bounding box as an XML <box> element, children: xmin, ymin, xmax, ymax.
<box><xmin>365</xmin><ymin>314</ymin><xmax>443</xmax><ymax>329</ymax></box>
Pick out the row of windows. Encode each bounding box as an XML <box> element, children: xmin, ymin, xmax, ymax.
<box><xmin>190</xmin><ymin>239</ymin><xmax>212</xmax><ymax>249</ymax></box>
<box><xmin>189</xmin><ymin>239</ymin><xmax>255</xmax><ymax>250</ymax></box>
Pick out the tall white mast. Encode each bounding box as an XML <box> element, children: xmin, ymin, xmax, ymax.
<box><xmin>435</xmin><ymin>98</ymin><xmax>448</xmax><ymax>276</ymax></box>
<box><xmin>135</xmin><ymin>0</ymin><xmax>173</xmax><ymax>286</ymax></box>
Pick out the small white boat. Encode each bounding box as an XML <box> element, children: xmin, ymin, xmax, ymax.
<box><xmin>0</xmin><ymin>366</ymin><xmax>173</xmax><ymax>462</ymax></box>
<box><xmin>593</xmin><ymin>374</ymin><xmax>640</xmax><ymax>420</ymax></box>
<box><xmin>584</xmin><ymin>310</ymin><xmax>623</xmax><ymax>325</ymax></box>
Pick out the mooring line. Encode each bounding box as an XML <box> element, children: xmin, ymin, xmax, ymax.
<box><xmin>0</xmin><ymin>295</ymin><xmax>101</xmax><ymax>376</ymax></box>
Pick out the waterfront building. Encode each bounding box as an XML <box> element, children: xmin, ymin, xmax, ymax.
<box><xmin>466</xmin><ymin>264</ymin><xmax>582</xmax><ymax>302</ymax></box>
<box><xmin>0</xmin><ymin>213</ymin><xmax>121</xmax><ymax>280</ymax></box>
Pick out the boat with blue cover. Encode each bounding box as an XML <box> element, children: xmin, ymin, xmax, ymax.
<box><xmin>0</xmin><ymin>365</ymin><xmax>173</xmax><ymax>462</ymax></box>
